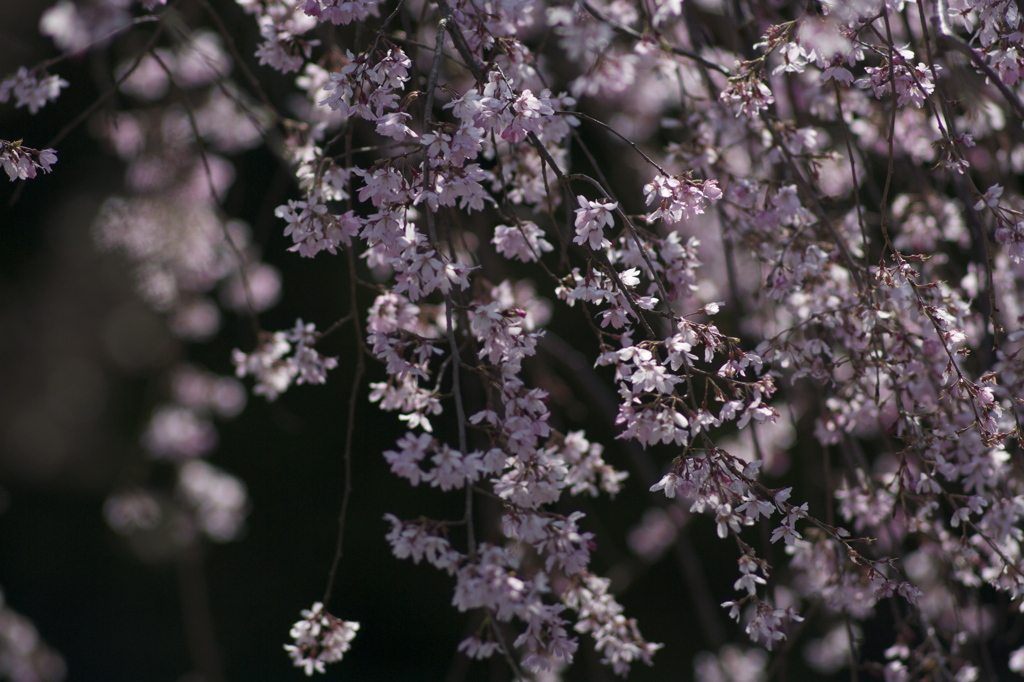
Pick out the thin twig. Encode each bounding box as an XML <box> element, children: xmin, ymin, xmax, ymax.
<box><xmin>556</xmin><ymin>110</ymin><xmax>670</xmax><ymax>176</ymax></box>
<box><xmin>323</xmin><ymin>248</ymin><xmax>367</xmax><ymax>604</ymax></box>
<box><xmin>579</xmin><ymin>0</ymin><xmax>731</xmax><ymax>76</ymax></box>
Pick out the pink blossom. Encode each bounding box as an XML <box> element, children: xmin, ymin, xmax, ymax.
<box><xmin>573</xmin><ymin>195</ymin><xmax>617</xmax><ymax>250</ymax></box>
<box><xmin>285</xmin><ymin>602</ymin><xmax>360</xmax><ymax>675</ymax></box>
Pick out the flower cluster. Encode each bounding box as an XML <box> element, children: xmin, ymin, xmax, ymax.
<box><xmin>233</xmin><ymin>319</ymin><xmax>338</xmax><ymax>400</ymax></box>
<box><xmin>0</xmin><ymin>140</ymin><xmax>57</xmax><ymax>182</ymax></box>
<box><xmin>244</xmin><ymin>0</ymin><xmax>320</xmax><ymax>74</ymax></box>
<box><xmin>573</xmin><ymin>195</ymin><xmax>617</xmax><ymax>250</ymax></box>
<box><xmin>720</xmin><ymin>70</ymin><xmax>775</xmax><ymax>118</ymax></box>
<box><xmin>948</xmin><ymin>0</ymin><xmax>1024</xmax><ymax>84</ymax></box>
<box><xmin>284</xmin><ymin>602</ymin><xmax>360</xmax><ymax>676</ymax></box>
<box><xmin>302</xmin><ymin>0</ymin><xmax>379</xmax><ymax>26</ymax></box>
<box><xmin>858</xmin><ymin>46</ymin><xmax>936</xmax><ymax>109</ymax></box>
<box><xmin>643</xmin><ymin>175</ymin><xmax>722</xmax><ymax>225</ymax></box>
<box><xmin>0</xmin><ymin>67</ymin><xmax>67</xmax><ymax>114</ymax></box>
<box><xmin>319</xmin><ymin>47</ymin><xmax>410</xmax><ymax>121</ymax></box>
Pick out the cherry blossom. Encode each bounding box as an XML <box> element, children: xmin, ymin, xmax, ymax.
<box><xmin>285</xmin><ymin>602</ymin><xmax>360</xmax><ymax>676</ymax></box>
<box><xmin>17</xmin><ymin>0</ymin><xmax>1024</xmax><ymax>679</ymax></box>
<box><xmin>0</xmin><ymin>141</ymin><xmax>57</xmax><ymax>181</ymax></box>
<box><xmin>573</xmin><ymin>195</ymin><xmax>617</xmax><ymax>250</ymax></box>
<box><xmin>0</xmin><ymin>67</ymin><xmax>68</xmax><ymax>114</ymax></box>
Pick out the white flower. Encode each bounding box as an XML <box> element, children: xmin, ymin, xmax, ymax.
<box><xmin>285</xmin><ymin>602</ymin><xmax>360</xmax><ymax>676</ymax></box>
<box><xmin>650</xmin><ymin>472</ymin><xmax>681</xmax><ymax>498</ymax></box>
<box><xmin>573</xmin><ymin>195</ymin><xmax>617</xmax><ymax>250</ymax></box>
<box><xmin>375</xmin><ymin>111</ymin><xmax>417</xmax><ymax>141</ymax></box>
<box><xmin>974</xmin><ymin>184</ymin><xmax>1003</xmax><ymax>210</ymax></box>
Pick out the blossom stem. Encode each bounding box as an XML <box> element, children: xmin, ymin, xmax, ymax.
<box><xmin>323</xmin><ymin>249</ymin><xmax>367</xmax><ymax>605</ymax></box>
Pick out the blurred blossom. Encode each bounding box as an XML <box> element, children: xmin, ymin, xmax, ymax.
<box><xmin>804</xmin><ymin>625</ymin><xmax>858</xmax><ymax>674</ymax></box>
<box><xmin>1010</xmin><ymin>646</ymin><xmax>1024</xmax><ymax>673</ymax></box>
<box><xmin>221</xmin><ymin>263</ymin><xmax>282</xmax><ymax>313</ymax></box>
<box><xmin>93</xmin><ymin>198</ymin><xmax>234</xmax><ymax>310</ymax></box>
<box><xmin>210</xmin><ymin>378</ymin><xmax>247</xmax><ymax>418</ymax></box>
<box><xmin>177</xmin><ymin>153</ymin><xmax>236</xmax><ymax>203</ymax></box>
<box><xmin>196</xmin><ymin>86</ymin><xmax>270</xmax><ymax>153</ymax></box>
<box><xmin>142</xmin><ymin>405</ymin><xmax>218</xmax><ymax>460</ymax></box>
<box><xmin>177</xmin><ymin>460</ymin><xmax>248</xmax><ymax>542</ymax></box>
<box><xmin>171</xmin><ymin>365</ymin><xmax>247</xmax><ymax>418</ymax></box>
<box><xmin>95</xmin><ymin>111</ymin><xmax>145</xmax><ymax>159</ymax></box>
<box><xmin>0</xmin><ymin>589</ymin><xmax>66</xmax><ymax>682</ymax></box>
<box><xmin>104</xmin><ymin>489</ymin><xmax>163</xmax><ymax>534</ymax></box>
<box><xmin>174</xmin><ymin>30</ymin><xmax>231</xmax><ymax>88</ymax></box>
<box><xmin>116</xmin><ymin>51</ymin><xmax>172</xmax><ymax>101</ymax></box>
<box><xmin>694</xmin><ymin>645</ymin><xmax>767</xmax><ymax>682</ymax></box>
<box><xmin>627</xmin><ymin>506</ymin><xmax>687</xmax><ymax>562</ymax></box>
<box><xmin>168</xmin><ymin>297</ymin><xmax>221</xmax><ymax>341</ymax></box>
<box><xmin>125</xmin><ymin>156</ymin><xmax>176</xmax><ymax>193</ymax></box>
<box><xmin>39</xmin><ymin>0</ymin><xmax>132</xmax><ymax>53</ymax></box>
